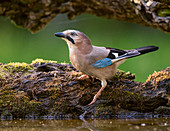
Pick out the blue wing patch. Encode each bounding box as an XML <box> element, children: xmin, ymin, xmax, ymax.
<box><xmin>92</xmin><ymin>58</ymin><xmax>112</xmax><ymax>68</ymax></box>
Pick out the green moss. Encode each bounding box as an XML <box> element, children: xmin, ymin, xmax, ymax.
<box><xmin>158</xmin><ymin>9</ymin><xmax>170</xmax><ymax>17</ymax></box>
<box><xmin>48</xmin><ymin>87</ymin><xmax>62</xmax><ymax>98</ymax></box>
<box><xmin>12</xmin><ymin>95</ymin><xmax>41</xmax><ymax>117</ymax></box>
<box><xmin>0</xmin><ymin>62</ymin><xmax>33</xmax><ymax>78</ymax></box>
<box><xmin>114</xmin><ymin>69</ymin><xmax>135</xmax><ymax>80</ymax></box>
<box><xmin>0</xmin><ymin>87</ymin><xmax>41</xmax><ymax>117</ymax></box>
<box><xmin>0</xmin><ymin>59</ymin><xmax>166</xmax><ymax>117</ymax></box>
<box><xmin>0</xmin><ymin>58</ymin><xmax>58</xmax><ymax>74</ymax></box>
<box><xmin>0</xmin><ymin>58</ymin><xmax>60</xmax><ymax>80</ymax></box>
<box><xmin>0</xmin><ymin>62</ymin><xmax>33</xmax><ymax>72</ymax></box>
<box><xmin>31</xmin><ymin>58</ymin><xmax>58</xmax><ymax>65</ymax></box>
<box><xmin>146</xmin><ymin>68</ymin><xmax>170</xmax><ymax>84</ymax></box>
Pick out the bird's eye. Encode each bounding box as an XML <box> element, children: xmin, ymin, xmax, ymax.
<box><xmin>70</xmin><ymin>32</ymin><xmax>77</xmax><ymax>36</ymax></box>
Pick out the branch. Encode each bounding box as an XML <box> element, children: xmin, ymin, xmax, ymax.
<box><xmin>0</xmin><ymin>59</ymin><xmax>169</xmax><ymax>118</ymax></box>
<box><xmin>0</xmin><ymin>0</ymin><xmax>169</xmax><ymax>33</ymax></box>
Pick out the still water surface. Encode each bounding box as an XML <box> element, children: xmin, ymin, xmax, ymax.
<box><xmin>0</xmin><ymin>118</ymin><xmax>169</xmax><ymax>131</ymax></box>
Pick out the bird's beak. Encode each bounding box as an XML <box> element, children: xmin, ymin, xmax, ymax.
<box><xmin>54</xmin><ymin>32</ymin><xmax>75</xmax><ymax>44</ymax></box>
<box><xmin>54</xmin><ymin>32</ymin><xmax>67</xmax><ymax>38</ymax></box>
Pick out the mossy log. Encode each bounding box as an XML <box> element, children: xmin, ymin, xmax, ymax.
<box><xmin>0</xmin><ymin>59</ymin><xmax>169</xmax><ymax>119</ymax></box>
<box><xmin>0</xmin><ymin>0</ymin><xmax>169</xmax><ymax>33</ymax></box>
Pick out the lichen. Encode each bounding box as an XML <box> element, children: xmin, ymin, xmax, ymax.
<box><xmin>0</xmin><ymin>62</ymin><xmax>33</xmax><ymax>72</ymax></box>
<box><xmin>114</xmin><ymin>69</ymin><xmax>135</xmax><ymax>80</ymax></box>
<box><xmin>0</xmin><ymin>62</ymin><xmax>33</xmax><ymax>79</ymax></box>
<box><xmin>31</xmin><ymin>58</ymin><xmax>57</xmax><ymax>66</ymax></box>
<box><xmin>146</xmin><ymin>67</ymin><xmax>170</xmax><ymax>84</ymax></box>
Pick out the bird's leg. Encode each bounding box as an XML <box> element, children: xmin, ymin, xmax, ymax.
<box><xmin>88</xmin><ymin>79</ymin><xmax>107</xmax><ymax>105</ymax></box>
<box><xmin>74</xmin><ymin>74</ymin><xmax>89</xmax><ymax>80</ymax></box>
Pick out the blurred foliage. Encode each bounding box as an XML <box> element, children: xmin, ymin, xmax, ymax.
<box><xmin>0</xmin><ymin>14</ymin><xmax>169</xmax><ymax>82</ymax></box>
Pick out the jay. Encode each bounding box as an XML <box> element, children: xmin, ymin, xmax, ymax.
<box><xmin>55</xmin><ymin>30</ymin><xmax>158</xmax><ymax>105</ymax></box>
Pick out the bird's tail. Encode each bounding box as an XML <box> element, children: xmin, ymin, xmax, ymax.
<box><xmin>111</xmin><ymin>46</ymin><xmax>158</xmax><ymax>63</ymax></box>
<box><xmin>125</xmin><ymin>45</ymin><xmax>159</xmax><ymax>59</ymax></box>
<box><xmin>135</xmin><ymin>46</ymin><xmax>159</xmax><ymax>55</ymax></box>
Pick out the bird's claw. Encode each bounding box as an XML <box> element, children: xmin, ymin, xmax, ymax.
<box><xmin>88</xmin><ymin>94</ymin><xmax>98</xmax><ymax>105</ymax></box>
<box><xmin>88</xmin><ymin>100</ymin><xmax>95</xmax><ymax>106</ymax></box>
<box><xmin>79</xmin><ymin>111</ymin><xmax>87</xmax><ymax>120</ymax></box>
<box><xmin>74</xmin><ymin>74</ymin><xmax>90</xmax><ymax>81</ymax></box>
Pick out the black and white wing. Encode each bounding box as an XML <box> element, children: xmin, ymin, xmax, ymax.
<box><xmin>92</xmin><ymin>46</ymin><xmax>158</xmax><ymax>68</ymax></box>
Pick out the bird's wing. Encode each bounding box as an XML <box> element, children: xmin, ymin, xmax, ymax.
<box><xmin>92</xmin><ymin>47</ymin><xmax>140</xmax><ymax>68</ymax></box>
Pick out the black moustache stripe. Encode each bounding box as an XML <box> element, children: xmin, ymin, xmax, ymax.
<box><xmin>66</xmin><ymin>36</ymin><xmax>75</xmax><ymax>44</ymax></box>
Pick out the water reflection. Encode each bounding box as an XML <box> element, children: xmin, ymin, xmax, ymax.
<box><xmin>0</xmin><ymin>118</ymin><xmax>169</xmax><ymax>131</ymax></box>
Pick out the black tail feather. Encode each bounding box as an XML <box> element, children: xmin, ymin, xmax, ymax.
<box><xmin>110</xmin><ymin>45</ymin><xmax>159</xmax><ymax>63</ymax></box>
<box><xmin>135</xmin><ymin>46</ymin><xmax>159</xmax><ymax>55</ymax></box>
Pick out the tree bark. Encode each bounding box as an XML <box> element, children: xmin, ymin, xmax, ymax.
<box><xmin>0</xmin><ymin>59</ymin><xmax>169</xmax><ymax>119</ymax></box>
<box><xmin>0</xmin><ymin>0</ymin><xmax>169</xmax><ymax>33</ymax></box>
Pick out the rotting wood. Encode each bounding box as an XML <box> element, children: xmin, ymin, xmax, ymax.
<box><xmin>0</xmin><ymin>0</ymin><xmax>169</xmax><ymax>33</ymax></box>
<box><xmin>0</xmin><ymin>59</ymin><xmax>169</xmax><ymax>118</ymax></box>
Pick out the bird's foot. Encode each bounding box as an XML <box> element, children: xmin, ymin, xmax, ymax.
<box><xmin>88</xmin><ymin>99</ymin><xmax>96</xmax><ymax>106</ymax></box>
<box><xmin>78</xmin><ymin>102</ymin><xmax>97</xmax><ymax>120</ymax></box>
<box><xmin>88</xmin><ymin>93</ymin><xmax>100</xmax><ymax>106</ymax></box>
<box><xmin>74</xmin><ymin>74</ymin><xmax>90</xmax><ymax>81</ymax></box>
<box><xmin>79</xmin><ymin>111</ymin><xmax>87</xmax><ymax>120</ymax></box>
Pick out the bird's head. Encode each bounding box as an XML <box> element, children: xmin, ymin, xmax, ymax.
<box><xmin>55</xmin><ymin>30</ymin><xmax>92</xmax><ymax>52</ymax></box>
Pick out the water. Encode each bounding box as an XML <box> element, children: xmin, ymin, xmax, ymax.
<box><xmin>0</xmin><ymin>118</ymin><xmax>169</xmax><ymax>131</ymax></box>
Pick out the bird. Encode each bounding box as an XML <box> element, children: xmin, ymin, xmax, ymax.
<box><xmin>54</xmin><ymin>29</ymin><xmax>159</xmax><ymax>105</ymax></box>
